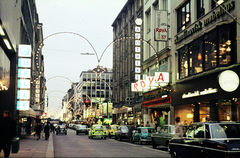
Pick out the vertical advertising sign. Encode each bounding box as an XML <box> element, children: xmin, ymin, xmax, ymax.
<box><xmin>135</xmin><ymin>18</ymin><xmax>142</xmax><ymax>80</ymax></box>
<box><xmin>17</xmin><ymin>45</ymin><xmax>31</xmax><ymax>110</ymax></box>
<box><xmin>155</xmin><ymin>10</ymin><xmax>168</xmax><ymax>41</ymax></box>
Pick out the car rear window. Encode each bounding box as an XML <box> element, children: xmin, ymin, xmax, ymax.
<box><xmin>94</xmin><ymin>125</ymin><xmax>102</xmax><ymax>129</ymax></box>
<box><xmin>211</xmin><ymin>124</ymin><xmax>240</xmax><ymax>138</ymax></box>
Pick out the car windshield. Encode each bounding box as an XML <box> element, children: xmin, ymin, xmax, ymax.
<box><xmin>94</xmin><ymin>125</ymin><xmax>102</xmax><ymax>129</ymax></box>
<box><xmin>142</xmin><ymin>128</ymin><xmax>156</xmax><ymax>133</ymax></box>
<box><xmin>211</xmin><ymin>124</ymin><xmax>240</xmax><ymax>138</ymax></box>
<box><xmin>58</xmin><ymin>125</ymin><xmax>65</xmax><ymax>128</ymax></box>
<box><xmin>104</xmin><ymin>126</ymin><xmax>109</xmax><ymax>129</ymax></box>
<box><xmin>78</xmin><ymin>125</ymin><xmax>86</xmax><ymax>129</ymax></box>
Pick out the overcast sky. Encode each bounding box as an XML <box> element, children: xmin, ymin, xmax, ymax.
<box><xmin>36</xmin><ymin>0</ymin><xmax>127</xmax><ymax>117</ymax></box>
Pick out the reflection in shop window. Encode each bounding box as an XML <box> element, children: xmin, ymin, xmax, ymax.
<box><xmin>218</xmin><ymin>26</ymin><xmax>231</xmax><ymax>66</ymax></box>
<box><xmin>199</xmin><ymin>102</ymin><xmax>210</xmax><ymax>122</ymax></box>
<box><xmin>218</xmin><ymin>100</ymin><xmax>232</xmax><ymax>121</ymax></box>
<box><xmin>189</xmin><ymin>39</ymin><xmax>203</xmax><ymax>75</ymax></box>
<box><xmin>204</xmin><ymin>30</ymin><xmax>217</xmax><ymax>70</ymax></box>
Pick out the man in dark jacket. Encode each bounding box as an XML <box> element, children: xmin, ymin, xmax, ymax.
<box><xmin>35</xmin><ymin>120</ymin><xmax>42</xmax><ymax>140</ymax></box>
<box><xmin>44</xmin><ymin>122</ymin><xmax>50</xmax><ymax>140</ymax></box>
<box><xmin>0</xmin><ymin>110</ymin><xmax>17</xmax><ymax>158</ymax></box>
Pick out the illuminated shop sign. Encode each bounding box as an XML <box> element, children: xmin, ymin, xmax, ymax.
<box><xmin>17</xmin><ymin>101</ymin><xmax>30</xmax><ymax>110</ymax></box>
<box><xmin>17</xmin><ymin>90</ymin><xmax>30</xmax><ymax>99</ymax></box>
<box><xmin>142</xmin><ymin>96</ymin><xmax>171</xmax><ymax>107</ymax></box>
<box><xmin>175</xmin><ymin>1</ymin><xmax>235</xmax><ymax>44</ymax></box>
<box><xmin>135</xmin><ymin>24</ymin><xmax>141</xmax><ymax>80</ymax></box>
<box><xmin>218</xmin><ymin>70</ymin><xmax>239</xmax><ymax>92</ymax></box>
<box><xmin>132</xmin><ymin>72</ymin><xmax>169</xmax><ymax>92</ymax></box>
<box><xmin>17</xmin><ymin>79</ymin><xmax>30</xmax><ymax>89</ymax></box>
<box><xmin>18</xmin><ymin>58</ymin><xmax>31</xmax><ymax>68</ymax></box>
<box><xmin>182</xmin><ymin>88</ymin><xmax>218</xmax><ymax>99</ymax></box>
<box><xmin>17</xmin><ymin>44</ymin><xmax>31</xmax><ymax>110</ymax></box>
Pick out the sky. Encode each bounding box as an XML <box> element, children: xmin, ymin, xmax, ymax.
<box><xmin>35</xmin><ymin>0</ymin><xmax>128</xmax><ymax>117</ymax></box>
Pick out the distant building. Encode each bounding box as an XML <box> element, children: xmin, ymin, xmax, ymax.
<box><xmin>76</xmin><ymin>68</ymin><xmax>113</xmax><ymax>121</ymax></box>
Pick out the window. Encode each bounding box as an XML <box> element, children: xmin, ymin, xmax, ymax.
<box><xmin>177</xmin><ymin>0</ymin><xmax>191</xmax><ymax>32</ymax></box>
<box><xmin>178</xmin><ymin>24</ymin><xmax>235</xmax><ymax>79</ymax></box>
<box><xmin>146</xmin><ymin>11</ymin><xmax>151</xmax><ymax>33</ymax></box>
<box><xmin>197</xmin><ymin>0</ymin><xmax>205</xmax><ymax>19</ymax></box>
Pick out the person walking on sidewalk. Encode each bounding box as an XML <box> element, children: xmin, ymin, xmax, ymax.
<box><xmin>35</xmin><ymin>120</ymin><xmax>42</xmax><ymax>140</ymax></box>
<box><xmin>0</xmin><ymin>110</ymin><xmax>17</xmax><ymax>158</ymax></box>
<box><xmin>44</xmin><ymin>122</ymin><xmax>50</xmax><ymax>140</ymax></box>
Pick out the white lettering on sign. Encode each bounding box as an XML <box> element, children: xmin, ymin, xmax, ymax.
<box><xmin>182</xmin><ymin>88</ymin><xmax>218</xmax><ymax>99</ymax></box>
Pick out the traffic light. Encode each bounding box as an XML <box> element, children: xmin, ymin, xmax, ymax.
<box><xmin>85</xmin><ymin>99</ymin><xmax>90</xmax><ymax>106</ymax></box>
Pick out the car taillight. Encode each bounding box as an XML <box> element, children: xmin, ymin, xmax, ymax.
<box><xmin>92</xmin><ymin>132</ymin><xmax>94</xmax><ymax>134</ymax></box>
<box><xmin>104</xmin><ymin>132</ymin><xmax>106</xmax><ymax>134</ymax></box>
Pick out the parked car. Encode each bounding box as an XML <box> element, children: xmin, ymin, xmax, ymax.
<box><xmin>151</xmin><ymin>125</ymin><xmax>176</xmax><ymax>148</ymax></box>
<box><xmin>88</xmin><ymin>124</ymin><xmax>107</xmax><ymax>139</ymax></box>
<box><xmin>132</xmin><ymin>127</ymin><xmax>156</xmax><ymax>144</ymax></box>
<box><xmin>76</xmin><ymin>125</ymin><xmax>89</xmax><ymax>135</ymax></box>
<box><xmin>115</xmin><ymin>125</ymin><xmax>135</xmax><ymax>141</ymax></box>
<box><xmin>56</xmin><ymin>125</ymin><xmax>67</xmax><ymax>135</ymax></box>
<box><xmin>108</xmin><ymin>125</ymin><xmax>119</xmax><ymax>138</ymax></box>
<box><xmin>103</xmin><ymin>125</ymin><xmax>110</xmax><ymax>136</ymax></box>
<box><xmin>169</xmin><ymin>122</ymin><xmax>240</xmax><ymax>158</ymax></box>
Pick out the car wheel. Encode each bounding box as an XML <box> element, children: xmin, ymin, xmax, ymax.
<box><xmin>119</xmin><ymin>136</ymin><xmax>122</xmax><ymax>141</ymax></box>
<box><xmin>91</xmin><ymin>136</ymin><xmax>93</xmax><ymax>139</ymax></box>
<box><xmin>88</xmin><ymin>136</ymin><xmax>90</xmax><ymax>139</ymax></box>
<box><xmin>104</xmin><ymin>137</ymin><xmax>106</xmax><ymax>139</ymax></box>
<box><xmin>76</xmin><ymin>132</ymin><xmax>78</xmax><ymax>135</ymax></box>
<box><xmin>65</xmin><ymin>132</ymin><xmax>67</xmax><ymax>135</ymax></box>
<box><xmin>132</xmin><ymin>140</ymin><xmax>134</xmax><ymax>144</ymax></box>
<box><xmin>85</xmin><ymin>132</ymin><xmax>88</xmax><ymax>135</ymax></box>
<box><xmin>152</xmin><ymin>140</ymin><xmax>157</xmax><ymax>149</ymax></box>
<box><xmin>56</xmin><ymin>132</ymin><xmax>58</xmax><ymax>135</ymax></box>
<box><xmin>170</xmin><ymin>147</ymin><xmax>178</xmax><ymax>158</ymax></box>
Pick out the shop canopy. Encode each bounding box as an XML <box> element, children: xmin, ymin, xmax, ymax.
<box><xmin>19</xmin><ymin>108</ymin><xmax>36</xmax><ymax>118</ymax></box>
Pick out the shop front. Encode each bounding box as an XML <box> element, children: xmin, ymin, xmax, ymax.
<box><xmin>172</xmin><ymin>66</ymin><xmax>240</xmax><ymax>125</ymax></box>
<box><xmin>142</xmin><ymin>87</ymin><xmax>171</xmax><ymax>127</ymax></box>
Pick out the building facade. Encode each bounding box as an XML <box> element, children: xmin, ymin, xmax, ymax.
<box><xmin>0</xmin><ymin>0</ymin><xmax>45</xmax><ymax>135</ymax></box>
<box><xmin>77</xmin><ymin>68</ymin><xmax>113</xmax><ymax>122</ymax></box>
<box><xmin>170</xmin><ymin>0</ymin><xmax>240</xmax><ymax>125</ymax></box>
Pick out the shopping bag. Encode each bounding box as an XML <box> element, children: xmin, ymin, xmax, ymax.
<box><xmin>12</xmin><ymin>137</ymin><xmax>20</xmax><ymax>153</ymax></box>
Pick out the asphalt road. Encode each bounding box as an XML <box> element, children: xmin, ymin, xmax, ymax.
<box><xmin>53</xmin><ymin>128</ymin><xmax>170</xmax><ymax>157</ymax></box>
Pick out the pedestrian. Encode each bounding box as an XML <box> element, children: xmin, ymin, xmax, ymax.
<box><xmin>145</xmin><ymin>121</ymin><xmax>150</xmax><ymax>127</ymax></box>
<box><xmin>174</xmin><ymin>117</ymin><xmax>183</xmax><ymax>138</ymax></box>
<box><xmin>35</xmin><ymin>120</ymin><xmax>42</xmax><ymax>140</ymax></box>
<box><xmin>44</xmin><ymin>122</ymin><xmax>50</xmax><ymax>140</ymax></box>
<box><xmin>128</xmin><ymin>125</ymin><xmax>135</xmax><ymax>143</ymax></box>
<box><xmin>0</xmin><ymin>110</ymin><xmax>17</xmax><ymax>158</ymax></box>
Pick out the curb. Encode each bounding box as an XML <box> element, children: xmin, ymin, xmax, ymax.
<box><xmin>45</xmin><ymin>133</ymin><xmax>54</xmax><ymax>157</ymax></box>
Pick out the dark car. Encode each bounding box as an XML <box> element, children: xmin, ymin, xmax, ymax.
<box><xmin>76</xmin><ymin>125</ymin><xmax>89</xmax><ymax>135</ymax></box>
<box><xmin>115</xmin><ymin>125</ymin><xmax>135</xmax><ymax>141</ymax></box>
<box><xmin>56</xmin><ymin>125</ymin><xmax>67</xmax><ymax>135</ymax></box>
<box><xmin>169</xmin><ymin>122</ymin><xmax>240</xmax><ymax>158</ymax></box>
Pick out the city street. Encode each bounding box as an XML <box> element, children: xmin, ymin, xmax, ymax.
<box><xmin>53</xmin><ymin>129</ymin><xmax>170</xmax><ymax>157</ymax></box>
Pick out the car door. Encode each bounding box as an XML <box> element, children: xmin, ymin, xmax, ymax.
<box><xmin>178</xmin><ymin>124</ymin><xmax>205</xmax><ymax>158</ymax></box>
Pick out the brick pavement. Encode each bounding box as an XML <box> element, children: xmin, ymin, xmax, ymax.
<box><xmin>0</xmin><ymin>133</ymin><xmax>54</xmax><ymax>158</ymax></box>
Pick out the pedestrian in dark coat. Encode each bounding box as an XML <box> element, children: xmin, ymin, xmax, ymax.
<box><xmin>35</xmin><ymin>120</ymin><xmax>42</xmax><ymax>140</ymax></box>
<box><xmin>0</xmin><ymin>110</ymin><xmax>17</xmax><ymax>158</ymax></box>
<box><xmin>44</xmin><ymin>122</ymin><xmax>50</xmax><ymax>140</ymax></box>
<box><xmin>128</xmin><ymin>125</ymin><xmax>135</xmax><ymax>143</ymax></box>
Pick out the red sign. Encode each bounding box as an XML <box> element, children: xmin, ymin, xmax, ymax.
<box><xmin>142</xmin><ymin>96</ymin><xmax>171</xmax><ymax>107</ymax></box>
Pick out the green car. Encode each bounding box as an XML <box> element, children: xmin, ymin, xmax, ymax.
<box><xmin>88</xmin><ymin>124</ymin><xmax>107</xmax><ymax>139</ymax></box>
<box><xmin>132</xmin><ymin>127</ymin><xmax>156</xmax><ymax>144</ymax></box>
<box><xmin>151</xmin><ymin>125</ymin><xmax>188</xmax><ymax>149</ymax></box>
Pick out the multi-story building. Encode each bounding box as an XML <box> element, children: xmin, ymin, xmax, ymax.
<box><xmin>170</xmin><ymin>0</ymin><xmax>240</xmax><ymax>125</ymax></box>
<box><xmin>0</xmin><ymin>0</ymin><xmax>45</xmax><ymax>135</ymax></box>
<box><xmin>112</xmin><ymin>0</ymin><xmax>144</xmax><ymax>126</ymax></box>
<box><xmin>77</xmin><ymin>68</ymin><xmax>113</xmax><ymax>121</ymax></box>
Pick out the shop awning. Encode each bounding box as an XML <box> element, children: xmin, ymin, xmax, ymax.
<box><xmin>19</xmin><ymin>108</ymin><xmax>36</xmax><ymax>118</ymax></box>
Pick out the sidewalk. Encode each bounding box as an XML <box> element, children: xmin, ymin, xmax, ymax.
<box><xmin>0</xmin><ymin>133</ymin><xmax>54</xmax><ymax>158</ymax></box>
